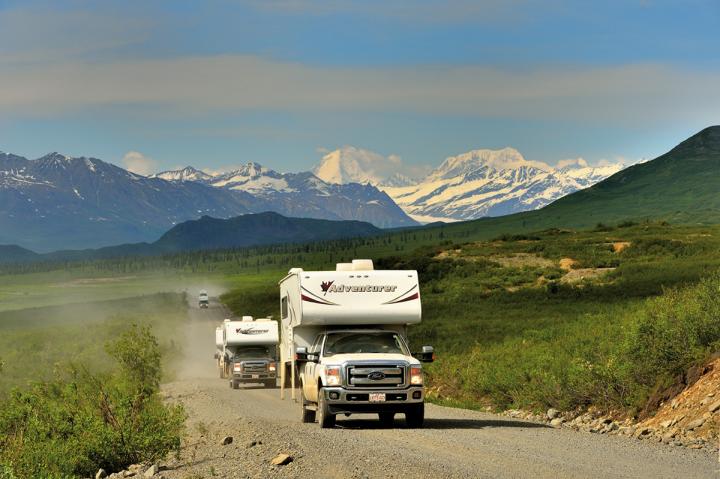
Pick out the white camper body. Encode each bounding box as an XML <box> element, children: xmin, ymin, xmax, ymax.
<box><xmin>279</xmin><ymin>259</ymin><xmax>432</xmax><ymax>428</ymax></box>
<box><xmin>279</xmin><ymin>266</ymin><xmax>421</xmax><ymax>366</ymax></box>
<box><xmin>219</xmin><ymin>317</ymin><xmax>280</xmax><ymax>388</ymax></box>
<box><xmin>224</xmin><ymin>317</ymin><xmax>280</xmax><ymax>347</ymax></box>
<box><xmin>215</xmin><ymin>326</ymin><xmax>224</xmax><ymax>349</ymax></box>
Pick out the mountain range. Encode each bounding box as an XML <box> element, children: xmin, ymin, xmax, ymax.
<box><xmin>0</xmin><ymin>212</ymin><xmax>382</xmax><ymax>264</ymax></box>
<box><xmin>313</xmin><ymin>146</ymin><xmax>625</xmax><ymax>223</ymax></box>
<box><xmin>435</xmin><ymin>125</ymin><xmax>720</xmax><ymax>239</ymax></box>
<box><xmin>2</xmin><ymin>126</ymin><xmax>718</xmax><ymax>263</ymax></box>
<box><xmin>0</xmin><ymin>153</ymin><xmax>413</xmax><ymax>251</ymax></box>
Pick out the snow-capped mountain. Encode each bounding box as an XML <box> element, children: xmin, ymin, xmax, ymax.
<box><xmin>156</xmin><ymin>162</ymin><xmax>415</xmax><ymax>231</ymax></box>
<box><xmin>380</xmin><ymin>148</ymin><xmax>625</xmax><ymax>223</ymax></box>
<box><xmin>555</xmin><ymin>158</ymin><xmax>626</xmax><ymax>188</ymax></box>
<box><xmin>313</xmin><ymin>146</ymin><xmax>422</xmax><ymax>187</ymax></box>
<box><xmin>0</xmin><ymin>152</ymin><xmax>261</xmax><ymax>252</ymax></box>
<box><xmin>0</xmin><ymin>152</ymin><xmax>416</xmax><ymax>252</ymax></box>
<box><xmin>152</xmin><ymin>166</ymin><xmax>213</xmax><ymax>183</ymax></box>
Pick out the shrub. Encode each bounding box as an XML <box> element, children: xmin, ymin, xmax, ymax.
<box><xmin>0</xmin><ymin>325</ymin><xmax>186</xmax><ymax>479</ymax></box>
<box><xmin>618</xmin><ymin>273</ymin><xmax>720</xmax><ymax>409</ymax></box>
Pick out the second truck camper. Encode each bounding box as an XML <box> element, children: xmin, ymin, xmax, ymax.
<box><xmin>279</xmin><ymin>259</ymin><xmax>434</xmax><ymax>428</ymax></box>
<box><xmin>218</xmin><ymin>316</ymin><xmax>279</xmax><ymax>389</ymax></box>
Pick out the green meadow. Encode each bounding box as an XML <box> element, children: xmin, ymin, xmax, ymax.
<box><xmin>2</xmin><ymin>221</ymin><xmax>720</xmax><ymax>418</ymax></box>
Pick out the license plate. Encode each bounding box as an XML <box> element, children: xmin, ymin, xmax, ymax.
<box><xmin>369</xmin><ymin>393</ymin><xmax>386</xmax><ymax>403</ymax></box>
<box><xmin>251</xmin><ymin>374</ymin><xmax>259</xmax><ymax>379</ymax></box>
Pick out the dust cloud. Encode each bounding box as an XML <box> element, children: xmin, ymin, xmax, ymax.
<box><xmin>172</xmin><ymin>285</ymin><xmax>232</xmax><ymax>381</ymax></box>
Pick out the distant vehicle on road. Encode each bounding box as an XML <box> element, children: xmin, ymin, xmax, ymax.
<box><xmin>279</xmin><ymin>259</ymin><xmax>434</xmax><ymax>428</ymax></box>
<box><xmin>218</xmin><ymin>316</ymin><xmax>279</xmax><ymax>389</ymax></box>
<box><xmin>199</xmin><ymin>290</ymin><xmax>209</xmax><ymax>308</ymax></box>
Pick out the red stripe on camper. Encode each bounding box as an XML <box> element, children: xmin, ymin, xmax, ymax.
<box><xmin>385</xmin><ymin>292</ymin><xmax>419</xmax><ymax>305</ymax></box>
<box><xmin>301</xmin><ymin>294</ymin><xmax>333</xmax><ymax>305</ymax></box>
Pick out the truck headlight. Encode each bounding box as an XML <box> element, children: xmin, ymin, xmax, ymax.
<box><xmin>410</xmin><ymin>366</ymin><xmax>423</xmax><ymax>385</ymax></box>
<box><xmin>268</xmin><ymin>362</ymin><xmax>276</xmax><ymax>372</ymax></box>
<box><xmin>233</xmin><ymin>363</ymin><xmax>242</xmax><ymax>372</ymax></box>
<box><xmin>325</xmin><ymin>366</ymin><xmax>341</xmax><ymax>386</ymax></box>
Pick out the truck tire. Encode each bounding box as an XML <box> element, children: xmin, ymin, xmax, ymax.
<box><xmin>264</xmin><ymin>379</ymin><xmax>276</xmax><ymax>389</ymax></box>
<box><xmin>378</xmin><ymin>412</ymin><xmax>395</xmax><ymax>427</ymax></box>
<box><xmin>300</xmin><ymin>386</ymin><xmax>316</xmax><ymax>423</ymax></box>
<box><xmin>405</xmin><ymin>402</ymin><xmax>424</xmax><ymax>428</ymax></box>
<box><xmin>317</xmin><ymin>388</ymin><xmax>336</xmax><ymax>429</ymax></box>
<box><xmin>232</xmin><ymin>380</ymin><xmax>239</xmax><ymax>389</ymax></box>
<box><xmin>283</xmin><ymin>363</ymin><xmax>298</xmax><ymax>389</ymax></box>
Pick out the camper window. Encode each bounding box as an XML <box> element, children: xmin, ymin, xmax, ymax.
<box><xmin>233</xmin><ymin>346</ymin><xmax>270</xmax><ymax>359</ymax></box>
<box><xmin>281</xmin><ymin>296</ymin><xmax>288</xmax><ymax>319</ymax></box>
<box><xmin>323</xmin><ymin>332</ymin><xmax>408</xmax><ymax>356</ymax></box>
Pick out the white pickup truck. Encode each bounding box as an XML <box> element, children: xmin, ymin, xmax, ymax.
<box><xmin>279</xmin><ymin>259</ymin><xmax>434</xmax><ymax>428</ymax></box>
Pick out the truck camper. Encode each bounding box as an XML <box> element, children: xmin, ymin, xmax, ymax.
<box><xmin>219</xmin><ymin>317</ymin><xmax>279</xmax><ymax>389</ymax></box>
<box><xmin>279</xmin><ymin>259</ymin><xmax>434</xmax><ymax>428</ymax></box>
<box><xmin>198</xmin><ymin>290</ymin><xmax>209</xmax><ymax>308</ymax></box>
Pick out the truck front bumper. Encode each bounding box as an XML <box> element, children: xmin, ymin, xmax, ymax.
<box><xmin>322</xmin><ymin>386</ymin><xmax>424</xmax><ymax>414</ymax></box>
<box><xmin>232</xmin><ymin>373</ymin><xmax>276</xmax><ymax>381</ymax></box>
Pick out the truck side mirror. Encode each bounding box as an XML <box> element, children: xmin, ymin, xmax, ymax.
<box><xmin>420</xmin><ymin>345</ymin><xmax>435</xmax><ymax>363</ymax></box>
<box><xmin>295</xmin><ymin>347</ymin><xmax>308</xmax><ymax>362</ymax></box>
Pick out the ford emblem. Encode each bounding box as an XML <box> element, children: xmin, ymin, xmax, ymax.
<box><xmin>368</xmin><ymin>371</ymin><xmax>386</xmax><ymax>381</ymax></box>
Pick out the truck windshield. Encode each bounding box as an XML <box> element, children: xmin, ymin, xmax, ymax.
<box><xmin>323</xmin><ymin>332</ymin><xmax>408</xmax><ymax>356</ymax></box>
<box><xmin>233</xmin><ymin>346</ymin><xmax>270</xmax><ymax>359</ymax></box>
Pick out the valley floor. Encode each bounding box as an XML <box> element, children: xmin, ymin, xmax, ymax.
<box><xmin>156</xmin><ymin>302</ymin><xmax>719</xmax><ymax>479</ymax></box>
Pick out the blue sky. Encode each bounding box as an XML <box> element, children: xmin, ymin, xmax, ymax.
<box><xmin>0</xmin><ymin>0</ymin><xmax>718</xmax><ymax>175</ymax></box>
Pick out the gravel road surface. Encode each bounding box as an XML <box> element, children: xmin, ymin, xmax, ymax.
<box><xmin>158</xmin><ymin>298</ymin><xmax>720</xmax><ymax>479</ymax></box>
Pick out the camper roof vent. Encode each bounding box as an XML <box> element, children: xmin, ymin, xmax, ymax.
<box><xmin>242</xmin><ymin>315</ymin><xmax>254</xmax><ymax>322</ymax></box>
<box><xmin>336</xmin><ymin>263</ymin><xmax>353</xmax><ymax>272</ymax></box>
<box><xmin>352</xmin><ymin>259</ymin><xmax>374</xmax><ymax>271</ymax></box>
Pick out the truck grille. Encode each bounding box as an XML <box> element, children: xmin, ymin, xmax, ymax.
<box><xmin>346</xmin><ymin>364</ymin><xmax>405</xmax><ymax>388</ymax></box>
<box><xmin>242</xmin><ymin>361</ymin><xmax>267</xmax><ymax>373</ymax></box>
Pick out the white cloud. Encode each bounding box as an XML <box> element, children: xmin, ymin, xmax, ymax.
<box><xmin>0</xmin><ymin>55</ymin><xmax>718</xmax><ymax>126</ymax></box>
<box><xmin>0</xmin><ymin>7</ymin><xmax>150</xmax><ymax>65</ymax></box>
<box><xmin>555</xmin><ymin>157</ymin><xmax>589</xmax><ymax>169</ymax></box>
<box><xmin>122</xmin><ymin>151</ymin><xmax>158</xmax><ymax>176</ymax></box>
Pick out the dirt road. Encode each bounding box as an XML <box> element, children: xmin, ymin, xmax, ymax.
<box><xmin>160</xmin><ymin>298</ymin><xmax>720</xmax><ymax>479</ymax></box>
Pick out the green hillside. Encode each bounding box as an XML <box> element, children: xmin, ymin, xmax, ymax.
<box><xmin>154</xmin><ymin>211</ymin><xmax>381</xmax><ymax>251</ymax></box>
<box><xmin>0</xmin><ymin>245</ymin><xmax>39</xmax><ymax>263</ymax></box>
<box><xmin>542</xmin><ymin>125</ymin><xmax>720</xmax><ymax>225</ymax></box>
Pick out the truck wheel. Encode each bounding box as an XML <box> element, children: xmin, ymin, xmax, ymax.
<box><xmin>283</xmin><ymin>364</ymin><xmax>293</xmax><ymax>388</ymax></box>
<box><xmin>317</xmin><ymin>388</ymin><xmax>336</xmax><ymax>429</ymax></box>
<box><xmin>405</xmin><ymin>403</ymin><xmax>424</xmax><ymax>428</ymax></box>
<box><xmin>300</xmin><ymin>386</ymin><xmax>316</xmax><ymax>423</ymax></box>
<box><xmin>264</xmin><ymin>379</ymin><xmax>276</xmax><ymax>389</ymax></box>
<box><xmin>232</xmin><ymin>380</ymin><xmax>239</xmax><ymax>389</ymax></box>
<box><xmin>378</xmin><ymin>412</ymin><xmax>395</xmax><ymax>428</ymax></box>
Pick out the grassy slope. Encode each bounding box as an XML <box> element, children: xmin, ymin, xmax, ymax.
<box><xmin>221</xmin><ymin>222</ymin><xmax>720</xmax><ymax>413</ymax></box>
